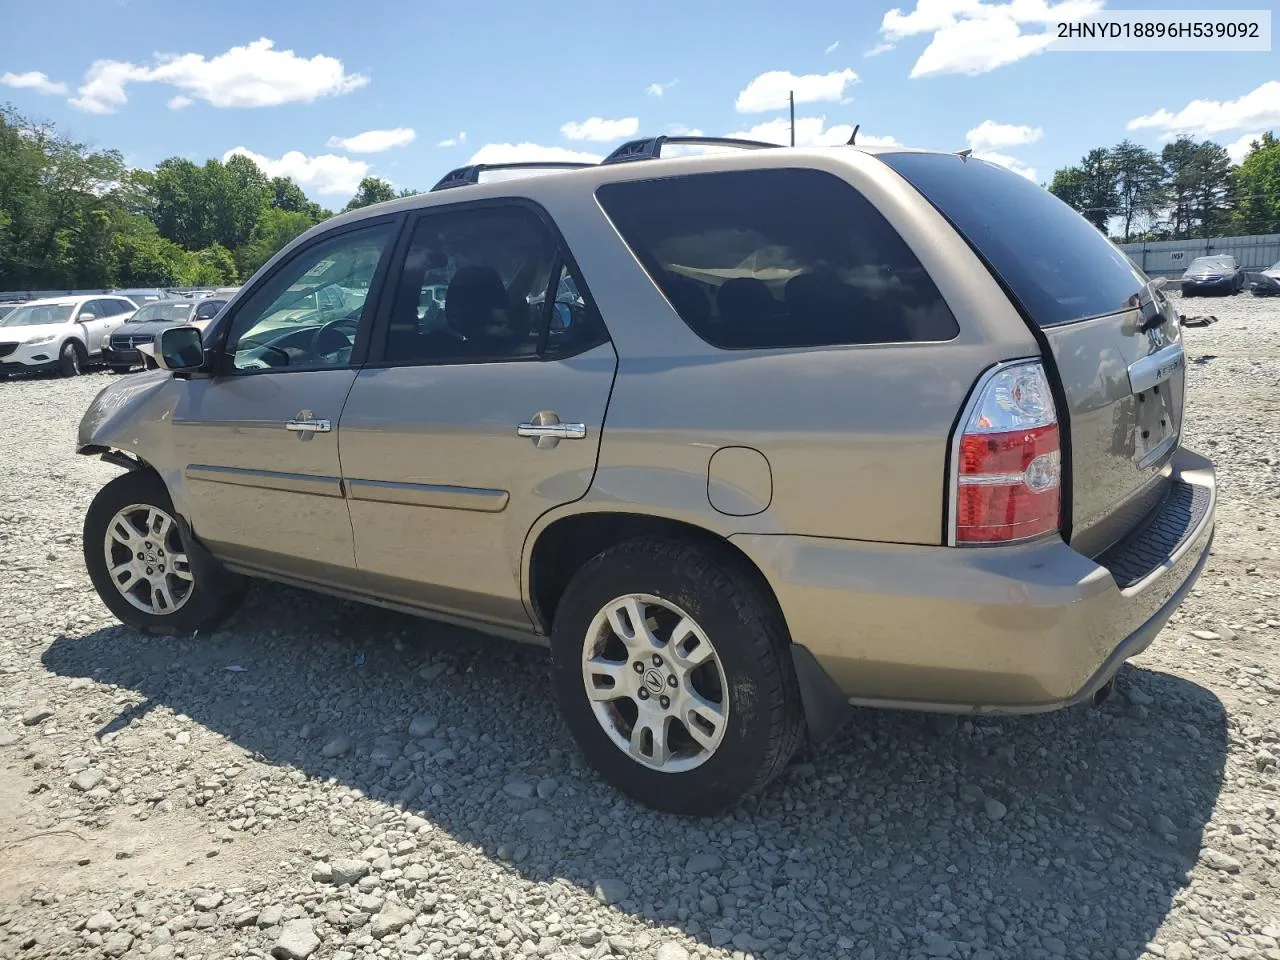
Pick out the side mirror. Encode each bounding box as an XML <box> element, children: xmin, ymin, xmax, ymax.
<box><xmin>78</xmin><ymin>312</ymin><xmax>96</xmax><ymax>322</ymax></box>
<box><xmin>156</xmin><ymin>325</ymin><xmax>205</xmax><ymax>372</ymax></box>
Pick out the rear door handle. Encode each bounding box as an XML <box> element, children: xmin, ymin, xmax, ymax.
<box><xmin>517</xmin><ymin>423</ymin><xmax>586</xmax><ymax>440</ymax></box>
<box><xmin>286</xmin><ymin>419</ymin><xmax>331</xmax><ymax>433</ymax></box>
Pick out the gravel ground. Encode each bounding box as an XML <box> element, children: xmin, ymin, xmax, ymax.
<box><xmin>1</xmin><ymin>292</ymin><xmax>1278</xmax><ymax>960</ymax></box>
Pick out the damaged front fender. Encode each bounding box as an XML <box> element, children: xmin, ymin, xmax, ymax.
<box><xmin>76</xmin><ymin>369</ymin><xmax>174</xmax><ymax>463</ymax></box>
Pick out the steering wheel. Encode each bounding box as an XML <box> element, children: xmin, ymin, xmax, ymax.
<box><xmin>312</xmin><ymin>314</ymin><xmax>360</xmax><ymax>359</ymax></box>
<box><xmin>234</xmin><ymin>337</ymin><xmax>291</xmax><ymax>369</ymax></box>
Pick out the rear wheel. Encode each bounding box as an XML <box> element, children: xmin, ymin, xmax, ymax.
<box><xmin>83</xmin><ymin>471</ymin><xmax>248</xmax><ymax>634</ymax></box>
<box><xmin>549</xmin><ymin>539</ymin><xmax>804</xmax><ymax>815</ymax></box>
<box><xmin>59</xmin><ymin>340</ymin><xmax>85</xmax><ymax>377</ymax></box>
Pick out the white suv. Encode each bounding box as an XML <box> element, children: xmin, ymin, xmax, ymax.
<box><xmin>0</xmin><ymin>295</ymin><xmax>138</xmax><ymax>377</ymax></box>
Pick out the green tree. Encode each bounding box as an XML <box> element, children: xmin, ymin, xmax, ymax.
<box><xmin>236</xmin><ymin>206</ymin><xmax>315</xmax><ymax>278</ymax></box>
<box><xmin>183</xmin><ymin>243</ymin><xmax>238</xmax><ymax>285</ymax></box>
<box><xmin>1078</xmin><ymin>148</ymin><xmax>1120</xmax><ymax>232</ymax></box>
<box><xmin>152</xmin><ymin>157</ymin><xmax>209</xmax><ymax>250</ymax></box>
<box><xmin>1187</xmin><ymin>141</ymin><xmax>1233</xmax><ymax>237</ymax></box>
<box><xmin>343</xmin><ymin>177</ymin><xmax>397</xmax><ymax>212</ymax></box>
<box><xmin>110</xmin><ymin>222</ymin><xmax>190</xmax><ymax>286</ymax></box>
<box><xmin>1231</xmin><ymin>132</ymin><xmax>1280</xmax><ymax>235</ymax></box>
<box><xmin>1110</xmin><ymin>140</ymin><xmax>1166</xmax><ymax>242</ymax></box>
<box><xmin>1049</xmin><ymin>166</ymin><xmax>1087</xmax><ymax>210</ymax></box>
<box><xmin>0</xmin><ymin>105</ymin><xmax>133</xmax><ymax>288</ymax></box>
<box><xmin>1160</xmin><ymin>137</ymin><xmax>1200</xmax><ymax>239</ymax></box>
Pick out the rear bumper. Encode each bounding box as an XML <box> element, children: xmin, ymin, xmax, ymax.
<box><xmin>732</xmin><ymin>447</ymin><xmax>1216</xmax><ymax>713</ymax></box>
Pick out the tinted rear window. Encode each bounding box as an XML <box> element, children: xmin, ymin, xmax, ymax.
<box><xmin>596</xmin><ymin>168</ymin><xmax>958</xmax><ymax>349</ymax></box>
<box><xmin>879</xmin><ymin>152</ymin><xmax>1147</xmax><ymax>327</ymax></box>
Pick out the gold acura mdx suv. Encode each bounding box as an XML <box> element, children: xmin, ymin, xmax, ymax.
<box><xmin>78</xmin><ymin>137</ymin><xmax>1215</xmax><ymax>814</ymax></box>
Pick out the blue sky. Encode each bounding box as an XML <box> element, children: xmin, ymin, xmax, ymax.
<box><xmin>2</xmin><ymin>0</ymin><xmax>1275</xmax><ymax>203</ymax></box>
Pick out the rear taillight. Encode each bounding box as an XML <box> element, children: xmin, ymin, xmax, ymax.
<box><xmin>951</xmin><ymin>360</ymin><xmax>1061</xmax><ymax>544</ymax></box>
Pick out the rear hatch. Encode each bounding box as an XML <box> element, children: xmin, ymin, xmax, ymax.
<box><xmin>880</xmin><ymin>151</ymin><xmax>1185</xmax><ymax>556</ymax></box>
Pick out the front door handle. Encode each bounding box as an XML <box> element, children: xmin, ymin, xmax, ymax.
<box><xmin>286</xmin><ymin>419</ymin><xmax>331</xmax><ymax>433</ymax></box>
<box><xmin>517</xmin><ymin>423</ymin><xmax>586</xmax><ymax>440</ymax></box>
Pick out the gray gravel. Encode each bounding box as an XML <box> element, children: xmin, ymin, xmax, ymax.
<box><xmin>1</xmin><ymin>291</ymin><xmax>1278</xmax><ymax>960</ymax></box>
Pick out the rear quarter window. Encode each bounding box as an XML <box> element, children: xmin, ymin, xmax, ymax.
<box><xmin>595</xmin><ymin>168</ymin><xmax>959</xmax><ymax>349</ymax></box>
<box><xmin>879</xmin><ymin>152</ymin><xmax>1147</xmax><ymax>327</ymax></box>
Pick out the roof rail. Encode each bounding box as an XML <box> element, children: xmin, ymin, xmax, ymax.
<box><xmin>429</xmin><ymin>162</ymin><xmax>596</xmax><ymax>192</ymax></box>
<box><xmin>601</xmin><ymin>136</ymin><xmax>779</xmax><ymax>165</ymax></box>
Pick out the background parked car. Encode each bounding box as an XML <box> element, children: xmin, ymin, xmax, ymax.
<box><xmin>1180</xmin><ymin>255</ymin><xmax>1246</xmax><ymax>296</ymax></box>
<box><xmin>110</xmin><ymin>287</ymin><xmax>172</xmax><ymax>306</ymax></box>
<box><xmin>1249</xmin><ymin>259</ymin><xmax>1280</xmax><ymax>296</ymax></box>
<box><xmin>0</xmin><ymin>294</ymin><xmax>137</xmax><ymax>377</ymax></box>
<box><xmin>104</xmin><ymin>297</ymin><xmax>227</xmax><ymax>373</ymax></box>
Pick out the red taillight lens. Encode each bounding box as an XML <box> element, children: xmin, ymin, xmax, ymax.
<box><xmin>953</xmin><ymin>362</ymin><xmax>1062</xmax><ymax>544</ymax></box>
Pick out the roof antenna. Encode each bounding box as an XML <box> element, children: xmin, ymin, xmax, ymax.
<box><xmin>956</xmin><ymin>148</ymin><xmax>973</xmax><ymax>158</ymax></box>
<box><xmin>846</xmin><ymin>124</ymin><xmax>860</xmax><ymax>146</ymax></box>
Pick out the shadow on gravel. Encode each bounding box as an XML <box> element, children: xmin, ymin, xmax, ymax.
<box><xmin>44</xmin><ymin>582</ymin><xmax>1228</xmax><ymax>960</ymax></box>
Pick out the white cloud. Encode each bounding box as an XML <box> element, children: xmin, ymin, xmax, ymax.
<box><xmin>825</xmin><ymin>41</ymin><xmax>841</xmax><ymax>54</ymax></box>
<box><xmin>467</xmin><ymin>143</ymin><xmax>603</xmax><ymax>166</ymax></box>
<box><xmin>866</xmin><ymin>41</ymin><xmax>896</xmax><ymax>56</ymax></box>
<box><xmin>223</xmin><ymin>146</ymin><xmax>369</xmax><ymax>196</ymax></box>
<box><xmin>879</xmin><ymin>0</ymin><xmax>1104</xmax><ymax>77</ymax></box>
<box><xmin>1225</xmin><ymin>132</ymin><xmax>1266</xmax><ymax>164</ymax></box>
<box><xmin>560</xmin><ymin>116</ymin><xmax>640</xmax><ymax>142</ymax></box>
<box><xmin>1</xmin><ymin>71</ymin><xmax>69</xmax><ymax>96</ymax></box>
<box><xmin>437</xmin><ymin>131</ymin><xmax>466</xmax><ymax>147</ymax></box>
<box><xmin>1127</xmin><ymin>81</ymin><xmax>1280</xmax><ymax>139</ymax></box>
<box><xmin>646</xmin><ymin>79</ymin><xmax>677</xmax><ymax>97</ymax></box>
<box><xmin>970</xmin><ymin>149</ymin><xmax>1038</xmax><ymax>181</ymax></box>
<box><xmin>168</xmin><ymin>95</ymin><xmax>192</xmax><ymax>110</ymax></box>
<box><xmin>726</xmin><ymin>115</ymin><xmax>899</xmax><ymax>148</ymax></box>
<box><xmin>70</xmin><ymin>38</ymin><xmax>367</xmax><ymax>114</ymax></box>
<box><xmin>960</xmin><ymin>122</ymin><xmax>1039</xmax><ymax>180</ymax></box>
<box><xmin>735</xmin><ymin>68</ymin><xmax>859</xmax><ymax>113</ymax></box>
<box><xmin>326</xmin><ymin>127</ymin><xmax>416</xmax><ymax>153</ymax></box>
<box><xmin>965</xmin><ymin>120</ymin><xmax>1043</xmax><ymax>151</ymax></box>
<box><xmin>70</xmin><ymin>60</ymin><xmax>144</xmax><ymax>113</ymax></box>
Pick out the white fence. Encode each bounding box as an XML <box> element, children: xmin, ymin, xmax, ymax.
<box><xmin>1118</xmin><ymin>234</ymin><xmax>1280</xmax><ymax>279</ymax></box>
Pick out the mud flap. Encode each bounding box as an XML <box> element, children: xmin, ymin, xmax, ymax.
<box><xmin>790</xmin><ymin>644</ymin><xmax>851</xmax><ymax>743</ymax></box>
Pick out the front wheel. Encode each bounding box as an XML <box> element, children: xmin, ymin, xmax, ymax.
<box><xmin>59</xmin><ymin>340</ymin><xmax>85</xmax><ymax>377</ymax></box>
<box><xmin>549</xmin><ymin>539</ymin><xmax>804</xmax><ymax>815</ymax></box>
<box><xmin>83</xmin><ymin>471</ymin><xmax>248</xmax><ymax>634</ymax></box>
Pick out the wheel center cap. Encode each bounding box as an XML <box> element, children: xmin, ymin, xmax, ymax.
<box><xmin>642</xmin><ymin>669</ymin><xmax>666</xmax><ymax>695</ymax></box>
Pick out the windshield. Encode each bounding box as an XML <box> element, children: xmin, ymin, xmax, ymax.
<box><xmin>1188</xmin><ymin>257</ymin><xmax>1232</xmax><ymax>270</ymax></box>
<box><xmin>129</xmin><ymin>302</ymin><xmax>193</xmax><ymax>323</ymax></box>
<box><xmin>0</xmin><ymin>303</ymin><xmax>75</xmax><ymax>327</ymax></box>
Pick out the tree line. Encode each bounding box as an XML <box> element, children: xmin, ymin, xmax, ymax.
<box><xmin>1048</xmin><ymin>132</ymin><xmax>1280</xmax><ymax>243</ymax></box>
<box><xmin>0</xmin><ymin>105</ymin><xmax>414</xmax><ymax>291</ymax></box>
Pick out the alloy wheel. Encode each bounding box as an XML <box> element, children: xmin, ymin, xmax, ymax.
<box><xmin>102</xmin><ymin>503</ymin><xmax>194</xmax><ymax>615</ymax></box>
<box><xmin>581</xmin><ymin>594</ymin><xmax>729</xmax><ymax>773</ymax></box>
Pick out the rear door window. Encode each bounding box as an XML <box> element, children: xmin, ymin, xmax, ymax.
<box><xmin>596</xmin><ymin>168</ymin><xmax>958</xmax><ymax>349</ymax></box>
<box><xmin>879</xmin><ymin>152</ymin><xmax>1148</xmax><ymax>327</ymax></box>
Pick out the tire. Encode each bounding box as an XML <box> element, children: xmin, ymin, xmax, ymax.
<box><xmin>549</xmin><ymin>538</ymin><xmax>804</xmax><ymax>815</ymax></box>
<box><xmin>59</xmin><ymin>340</ymin><xmax>85</xmax><ymax>377</ymax></box>
<box><xmin>83</xmin><ymin>471</ymin><xmax>248</xmax><ymax>635</ymax></box>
